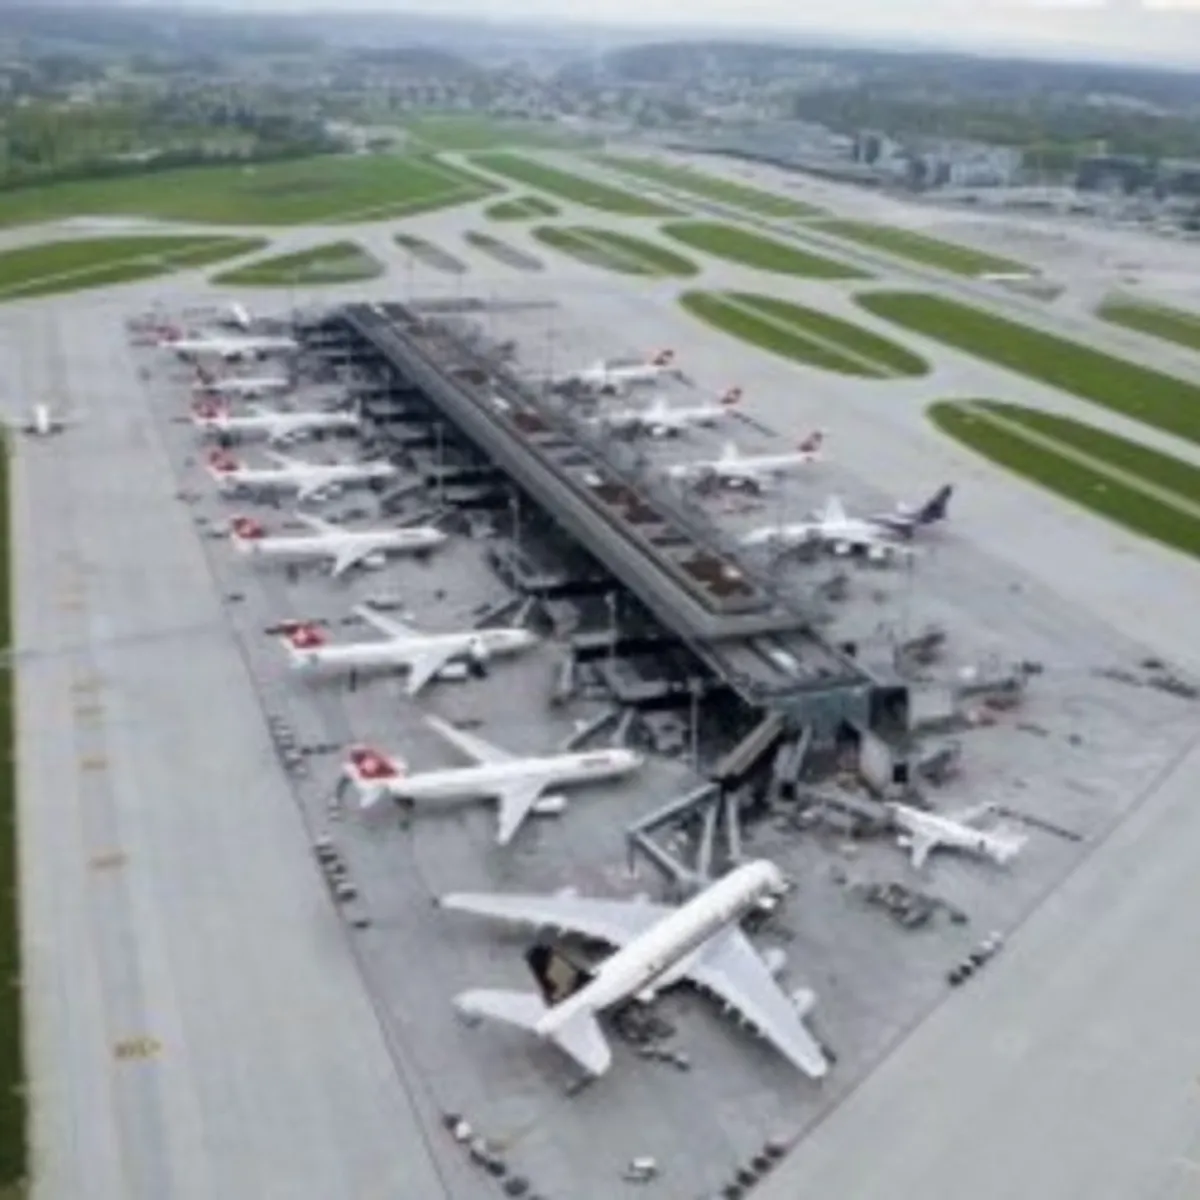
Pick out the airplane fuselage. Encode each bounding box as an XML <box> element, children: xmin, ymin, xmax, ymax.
<box><xmin>541</xmin><ymin>861</ymin><xmax>784</xmax><ymax>1036</ymax></box>
<box><xmin>236</xmin><ymin>527</ymin><xmax>444</xmax><ymax>566</ymax></box>
<box><xmin>213</xmin><ymin>461</ymin><xmax>394</xmax><ymax>496</ymax></box>
<box><xmin>199</xmin><ymin>411</ymin><xmax>359</xmax><ymax>441</ymax></box>
<box><xmin>288</xmin><ymin>627</ymin><xmax>534</xmax><ymax>675</ymax></box>
<box><xmin>390</xmin><ymin>751</ymin><xmax>640</xmax><ymax>808</ymax></box>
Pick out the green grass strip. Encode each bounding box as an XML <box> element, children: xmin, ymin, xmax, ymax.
<box><xmin>681</xmin><ymin>289</ymin><xmax>927</xmax><ymax>378</ymax></box>
<box><xmin>471</xmin><ymin>153</ymin><xmax>677</xmax><ymax>216</ymax></box>
<box><xmin>567</xmin><ymin>227</ymin><xmax>697</xmax><ymax>276</ymax></box>
<box><xmin>932</xmin><ymin>400</ymin><xmax>1200</xmax><ymax>557</ymax></box>
<box><xmin>815</xmin><ymin>219</ymin><xmax>1030</xmax><ymax>277</ymax></box>
<box><xmin>860</xmin><ymin>291</ymin><xmax>1200</xmax><ymax>447</ymax></box>
<box><xmin>485</xmin><ymin>195</ymin><xmax>559</xmax><ymax>221</ymax></box>
<box><xmin>1098</xmin><ymin>297</ymin><xmax>1200</xmax><ymax>354</ymax></box>
<box><xmin>0</xmin><ymin>236</ymin><xmax>266</xmax><ymax>301</ymax></box>
<box><xmin>214</xmin><ymin>240</ymin><xmax>381</xmax><ymax>286</ymax></box>
<box><xmin>463</xmin><ymin>230</ymin><xmax>543</xmax><ymax>271</ymax></box>
<box><xmin>597</xmin><ymin>153</ymin><xmax>823</xmax><ymax>218</ymax></box>
<box><xmin>0</xmin><ymin>438</ymin><xmax>23</xmax><ymax>1186</ymax></box>
<box><xmin>662</xmin><ymin>221</ymin><xmax>865</xmax><ymax>279</ymax></box>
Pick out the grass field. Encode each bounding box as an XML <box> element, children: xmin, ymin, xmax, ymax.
<box><xmin>931</xmin><ymin>400</ymin><xmax>1200</xmax><ymax>558</ymax></box>
<box><xmin>0</xmin><ymin>438</ymin><xmax>23</xmax><ymax>1188</ymax></box>
<box><xmin>400</xmin><ymin>114</ymin><xmax>597</xmax><ymax>152</ymax></box>
<box><xmin>661</xmin><ymin>221</ymin><xmax>865</xmax><ymax>279</ymax></box>
<box><xmin>213</xmin><ymin>240</ymin><xmax>382</xmax><ymax>286</ymax></box>
<box><xmin>681</xmin><ymin>290</ymin><xmax>928</xmax><ymax>378</ymax></box>
<box><xmin>1097</xmin><ymin>296</ymin><xmax>1200</xmax><ymax>353</ymax></box>
<box><xmin>597</xmin><ymin>154</ymin><xmax>823</xmax><ymax>219</ymax></box>
<box><xmin>485</xmin><ymin>195</ymin><xmax>560</xmax><ymax>221</ymax></box>
<box><xmin>471</xmin><ymin>153</ymin><xmax>677</xmax><ymax>216</ymax></box>
<box><xmin>815</xmin><ymin>220</ymin><xmax>1031</xmax><ymax>277</ymax></box>
<box><xmin>0</xmin><ymin>153</ymin><xmax>496</xmax><ymax>228</ymax></box>
<box><xmin>532</xmin><ymin>225</ymin><xmax>697</xmax><ymax>276</ymax></box>
<box><xmin>394</xmin><ymin>232</ymin><xmax>467</xmax><ymax>275</ymax></box>
<box><xmin>0</xmin><ymin>235</ymin><xmax>266</xmax><ymax>301</ymax></box>
<box><xmin>463</xmin><ymin>231</ymin><xmax>543</xmax><ymax>271</ymax></box>
<box><xmin>860</xmin><ymin>291</ymin><xmax>1200</xmax><ymax>446</ymax></box>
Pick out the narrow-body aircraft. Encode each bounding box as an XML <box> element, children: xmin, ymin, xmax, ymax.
<box><xmin>665</xmin><ymin>432</ymin><xmax>824</xmax><ymax>492</ymax></box>
<box><xmin>192</xmin><ymin>399</ymin><xmax>360</xmax><ymax>444</ymax></box>
<box><xmin>206</xmin><ymin>447</ymin><xmax>396</xmax><ymax>502</ymax></box>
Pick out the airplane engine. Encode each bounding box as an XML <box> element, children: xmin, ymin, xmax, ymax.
<box><xmin>791</xmin><ymin>987</ymin><xmax>817</xmax><ymax>1018</ymax></box>
<box><xmin>531</xmin><ymin>793</ymin><xmax>567</xmax><ymax>816</ymax></box>
<box><xmin>466</xmin><ymin>637</ymin><xmax>491</xmax><ymax>677</ymax></box>
<box><xmin>362</xmin><ymin>552</ymin><xmax>387</xmax><ymax>570</ymax></box>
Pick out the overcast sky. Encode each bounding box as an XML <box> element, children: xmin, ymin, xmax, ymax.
<box><xmin>142</xmin><ymin>0</ymin><xmax>1200</xmax><ymax>65</ymax></box>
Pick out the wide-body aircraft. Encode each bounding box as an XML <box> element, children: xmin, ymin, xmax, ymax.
<box><xmin>553</xmin><ymin>348</ymin><xmax>678</xmax><ymax>395</ymax></box>
<box><xmin>742</xmin><ymin>486</ymin><xmax>953</xmax><ymax>561</ymax></box>
<box><xmin>596</xmin><ymin>386</ymin><xmax>742</xmax><ymax>438</ymax></box>
<box><xmin>192</xmin><ymin>399</ymin><xmax>360</xmax><ymax>444</ymax></box>
<box><xmin>206</xmin><ymin>447</ymin><xmax>396</xmax><ymax>502</ymax></box>
<box><xmin>342</xmin><ymin>716</ymin><xmax>643</xmax><ymax>845</ymax></box>
<box><xmin>276</xmin><ymin>603</ymin><xmax>538</xmax><ymax>695</ymax></box>
<box><xmin>229</xmin><ymin>513</ymin><xmax>446</xmax><ymax>577</ymax></box>
<box><xmin>665</xmin><ymin>432</ymin><xmax>824</xmax><ymax>492</ymax></box>
<box><xmin>440</xmin><ymin>859</ymin><xmax>829</xmax><ymax>1079</ymax></box>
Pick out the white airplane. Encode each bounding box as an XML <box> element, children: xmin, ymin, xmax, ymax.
<box><xmin>595</xmin><ymin>386</ymin><xmax>743</xmax><ymax>438</ymax></box>
<box><xmin>742</xmin><ymin>486</ymin><xmax>953</xmax><ymax>561</ymax></box>
<box><xmin>164</xmin><ymin>330</ymin><xmax>299</xmax><ymax>360</ymax></box>
<box><xmin>192</xmin><ymin>398</ymin><xmax>360</xmax><ymax>444</ymax></box>
<box><xmin>554</xmin><ymin>348</ymin><xmax>678</xmax><ymax>395</ymax></box>
<box><xmin>888</xmin><ymin>801</ymin><xmax>1028</xmax><ymax>870</ymax></box>
<box><xmin>277</xmin><ymin>604</ymin><xmax>538</xmax><ymax>695</ymax></box>
<box><xmin>196</xmin><ymin>374</ymin><xmax>292</xmax><ymax>400</ymax></box>
<box><xmin>342</xmin><ymin>716</ymin><xmax>643</xmax><ymax>845</ymax></box>
<box><xmin>664</xmin><ymin>432</ymin><xmax>825</xmax><ymax>492</ymax></box>
<box><xmin>15</xmin><ymin>404</ymin><xmax>75</xmax><ymax>437</ymax></box>
<box><xmin>229</xmin><ymin>513</ymin><xmax>447</xmax><ymax>578</ymax></box>
<box><xmin>206</xmin><ymin>447</ymin><xmax>396</xmax><ymax>502</ymax></box>
<box><xmin>441</xmin><ymin>859</ymin><xmax>829</xmax><ymax>1079</ymax></box>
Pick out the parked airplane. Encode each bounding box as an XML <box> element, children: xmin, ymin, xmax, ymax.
<box><xmin>664</xmin><ymin>432</ymin><xmax>825</xmax><ymax>492</ymax></box>
<box><xmin>206</xmin><ymin>447</ymin><xmax>396</xmax><ymax>502</ymax></box>
<box><xmin>553</xmin><ymin>349</ymin><xmax>678</xmax><ymax>395</ymax></box>
<box><xmin>277</xmin><ymin>603</ymin><xmax>538</xmax><ymax>695</ymax></box>
<box><xmin>888</xmin><ymin>801</ymin><xmax>1027</xmax><ymax>869</ymax></box>
<box><xmin>196</xmin><ymin>373</ymin><xmax>291</xmax><ymax>400</ymax></box>
<box><xmin>595</xmin><ymin>387</ymin><xmax>743</xmax><ymax>438</ymax></box>
<box><xmin>192</xmin><ymin>399</ymin><xmax>360</xmax><ymax>444</ymax></box>
<box><xmin>15</xmin><ymin>404</ymin><xmax>75</xmax><ymax>437</ymax></box>
<box><xmin>742</xmin><ymin>487</ymin><xmax>953</xmax><ymax>561</ymax></box>
<box><xmin>229</xmin><ymin>512</ymin><xmax>446</xmax><ymax>577</ymax></box>
<box><xmin>441</xmin><ymin>859</ymin><xmax>828</xmax><ymax>1079</ymax></box>
<box><xmin>164</xmin><ymin>331</ymin><xmax>299</xmax><ymax>360</ymax></box>
<box><xmin>342</xmin><ymin>716</ymin><xmax>643</xmax><ymax>845</ymax></box>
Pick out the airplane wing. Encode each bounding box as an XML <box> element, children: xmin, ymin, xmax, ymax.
<box><xmin>909</xmin><ymin>832</ymin><xmax>937</xmax><ymax>870</ymax></box>
<box><xmin>353</xmin><ymin>603</ymin><xmax>419</xmax><ymax>640</ymax></box>
<box><xmin>405</xmin><ymin>647</ymin><xmax>456</xmax><ymax>696</ymax></box>
<box><xmin>425</xmin><ymin>715</ymin><xmax>514</xmax><ymax>766</ymax></box>
<box><xmin>494</xmin><ymin>780</ymin><xmax>549</xmax><ymax>847</ymax></box>
<box><xmin>687</xmin><ymin>928</ymin><xmax>828</xmax><ymax>1078</ymax></box>
<box><xmin>331</xmin><ymin>546</ymin><xmax>371</xmax><ymax>579</ymax></box>
<box><xmin>292</xmin><ymin>511</ymin><xmax>339</xmax><ymax>535</ymax></box>
<box><xmin>439</xmin><ymin>890</ymin><xmax>670</xmax><ymax>946</ymax></box>
<box><xmin>263</xmin><ymin>448</ymin><xmax>300</xmax><ymax>468</ymax></box>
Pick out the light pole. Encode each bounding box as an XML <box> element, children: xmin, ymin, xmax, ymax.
<box><xmin>606</xmin><ymin>591</ymin><xmax>619</xmax><ymax>669</ymax></box>
<box><xmin>689</xmin><ymin>678</ymin><xmax>702</xmax><ymax>771</ymax></box>
<box><xmin>510</xmin><ymin>489</ymin><xmax>521</xmax><ymax>554</ymax></box>
<box><xmin>434</xmin><ymin>420</ymin><xmax>445</xmax><ymax>509</ymax></box>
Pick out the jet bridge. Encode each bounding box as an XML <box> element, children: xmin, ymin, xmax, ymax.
<box><xmin>332</xmin><ymin>301</ymin><xmax>877</xmax><ymax>724</ymax></box>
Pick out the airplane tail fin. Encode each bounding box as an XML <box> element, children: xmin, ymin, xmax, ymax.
<box><xmin>276</xmin><ymin>619</ymin><xmax>328</xmax><ymax>664</ymax></box>
<box><xmin>342</xmin><ymin>745</ymin><xmax>406</xmax><ymax>810</ymax></box>
<box><xmin>719</xmin><ymin>440</ymin><xmax>740</xmax><ymax>463</ymax></box>
<box><xmin>192</xmin><ymin>399</ymin><xmax>228</xmax><ymax>426</ymax></box>
<box><xmin>228</xmin><ymin>515</ymin><xmax>266</xmax><ymax>548</ymax></box>
<box><xmin>799</xmin><ymin>430</ymin><xmax>824</xmax><ymax>457</ymax></box>
<box><xmin>989</xmin><ymin>830</ymin><xmax>1028</xmax><ymax>865</ymax></box>
<box><xmin>917</xmin><ymin>484</ymin><xmax>954</xmax><ymax>526</ymax></box>
<box><xmin>720</xmin><ymin>386</ymin><xmax>744</xmax><ymax>407</ymax></box>
<box><xmin>821</xmin><ymin>495</ymin><xmax>848</xmax><ymax>524</ymax></box>
<box><xmin>456</xmin><ymin>956</ymin><xmax>612</xmax><ymax>1076</ymax></box>
<box><xmin>649</xmin><ymin>347</ymin><xmax>675</xmax><ymax>367</ymax></box>
<box><xmin>207</xmin><ymin>448</ymin><xmax>241</xmax><ymax>479</ymax></box>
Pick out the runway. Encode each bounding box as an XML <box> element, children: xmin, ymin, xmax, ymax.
<box><xmin>9</xmin><ymin>295</ymin><xmax>471</xmax><ymax>1200</ymax></box>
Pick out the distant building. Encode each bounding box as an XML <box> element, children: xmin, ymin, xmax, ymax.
<box><xmin>1075</xmin><ymin>154</ymin><xmax>1153</xmax><ymax>194</ymax></box>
